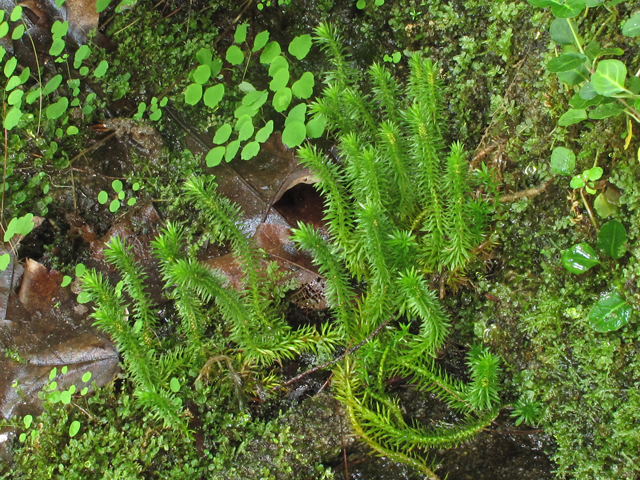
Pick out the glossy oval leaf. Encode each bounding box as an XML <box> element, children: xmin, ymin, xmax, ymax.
<box><xmin>292</xmin><ymin>72</ymin><xmax>315</xmax><ymax>99</ymax></box>
<box><xmin>597</xmin><ymin>219</ymin><xmax>626</xmax><ymax>259</ymax></box>
<box><xmin>622</xmin><ymin>12</ymin><xmax>640</xmax><ymax>37</ymax></box>
<box><xmin>97</xmin><ymin>191</ymin><xmax>109</xmax><ymax>204</ymax></box>
<box><xmin>589</xmin><ymin>292</ymin><xmax>633</xmax><ymax>332</ymax></box>
<box><xmin>282</xmin><ymin>121</ymin><xmax>307</xmax><ymax>148</ymax></box>
<box><xmin>203</xmin><ymin>84</ymin><xmax>224</xmax><ymax>108</ymax></box>
<box><xmin>225</xmin><ymin>45</ymin><xmax>244</xmax><ymax>66</ymax></box>
<box><xmin>557</xmin><ymin>63</ymin><xmax>590</xmax><ymax>86</ymax></box>
<box><xmin>547</xmin><ymin>52</ymin><xmax>586</xmax><ymax>73</ymax></box>
<box><xmin>550</xmin><ymin>146</ymin><xmax>575</xmax><ymax>176</ymax></box>
<box><xmin>561</xmin><ymin>242</ymin><xmax>600</xmax><ymax>274</ymax></box>
<box><xmin>184</xmin><ymin>83</ymin><xmax>203</xmax><ymax>105</ymax></box>
<box><xmin>591</xmin><ymin>60</ymin><xmax>627</xmax><ymax>97</ymax></box>
<box><xmin>288</xmin><ymin>34</ymin><xmax>312</xmax><ymax>60</ymax></box>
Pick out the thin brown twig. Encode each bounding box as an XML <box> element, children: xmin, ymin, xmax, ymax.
<box><xmin>279</xmin><ymin>318</ymin><xmax>390</xmax><ymax>388</ymax></box>
<box><xmin>498</xmin><ymin>179</ymin><xmax>553</xmax><ymax>203</ymax></box>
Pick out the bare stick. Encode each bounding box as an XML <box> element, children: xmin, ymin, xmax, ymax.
<box><xmin>499</xmin><ymin>179</ymin><xmax>553</xmax><ymax>203</ymax></box>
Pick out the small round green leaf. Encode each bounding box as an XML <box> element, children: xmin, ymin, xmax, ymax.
<box><xmin>3</xmin><ymin>106</ymin><xmax>22</xmax><ymax>130</ymax></box>
<box><xmin>292</xmin><ymin>72</ymin><xmax>315</xmax><ymax>99</ymax></box>
<box><xmin>66</xmin><ymin>126</ymin><xmax>79</xmax><ymax>135</ymax></box>
<box><xmin>589</xmin><ymin>292</ymin><xmax>633</xmax><ymax>332</ymax></box>
<box><xmin>184</xmin><ymin>83</ymin><xmax>203</xmax><ymax>106</ymax></box>
<box><xmin>169</xmin><ymin>377</ymin><xmax>180</xmax><ymax>393</ymax></box>
<box><xmin>225</xmin><ymin>140</ymin><xmax>241</xmax><ymax>162</ymax></box>
<box><xmin>550</xmin><ymin>147</ymin><xmax>575</xmax><ymax>176</ymax></box>
<box><xmin>269</xmin><ymin>56</ymin><xmax>289</xmax><ymax>77</ymax></box>
<box><xmin>597</xmin><ymin>219</ymin><xmax>626</xmax><ymax>259</ymax></box>
<box><xmin>225</xmin><ymin>45</ymin><xmax>244</xmax><ymax>65</ymax></box>
<box><xmin>96</xmin><ymin>0</ymin><xmax>111</xmax><ymax>12</ymax></box>
<box><xmin>286</xmin><ymin>103</ymin><xmax>307</xmax><ymax>125</ymax></box>
<box><xmin>241</xmin><ymin>141</ymin><xmax>260</xmax><ymax>160</ymax></box>
<box><xmin>11</xmin><ymin>24</ymin><xmax>25</xmax><ymax>40</ymax></box>
<box><xmin>622</xmin><ymin>12</ymin><xmax>640</xmax><ymax>37</ymax></box>
<box><xmin>61</xmin><ymin>275</ymin><xmax>72</xmax><ymax>287</ymax></box>
<box><xmin>288</xmin><ymin>34</ymin><xmax>312</xmax><ymax>60</ymax></box>
<box><xmin>10</xmin><ymin>5</ymin><xmax>22</xmax><ymax>21</ymax></box>
<box><xmin>206</xmin><ymin>146</ymin><xmax>225</xmax><ymax>167</ymax></box>
<box><xmin>213</xmin><ymin>124</ymin><xmax>232</xmax><ymax>144</ymax></box>
<box><xmin>43</xmin><ymin>74</ymin><xmax>62</xmax><ymax>95</ymax></box>
<box><xmin>4</xmin><ymin>56</ymin><xmax>17</xmax><ymax>77</ymax></box>
<box><xmin>109</xmin><ymin>199</ymin><xmax>120</xmax><ymax>213</ymax></box>
<box><xmin>255</xmin><ymin>120</ymin><xmax>274</xmax><ymax>143</ymax></box>
<box><xmin>306</xmin><ymin>114</ymin><xmax>326</xmax><ymax>139</ymax></box>
<box><xmin>238</xmin><ymin>120</ymin><xmax>254</xmax><ymax>142</ymax></box>
<box><xmin>73</xmin><ymin>44</ymin><xmax>91</xmax><ymax>69</ymax></box>
<box><xmin>80</xmin><ymin>387</ymin><xmax>88</xmax><ymax>395</ymax></box>
<box><xmin>98</xmin><ymin>191</ymin><xmax>109</xmax><ymax>205</ymax></box>
<box><xmin>127</xmin><ymin>198</ymin><xmax>136</xmax><ymax>206</ymax></box>
<box><xmin>112</xmin><ymin>179</ymin><xmax>123</xmax><ymax>192</ymax></box>
<box><xmin>49</xmin><ymin>367</ymin><xmax>57</xmax><ymax>381</ymax></box>
<box><xmin>0</xmin><ymin>254</ymin><xmax>11</xmax><ymax>271</ymax></box>
<box><xmin>356</xmin><ymin>0</ymin><xmax>365</xmax><ymax>8</ymax></box>
<box><xmin>550</xmin><ymin>0</ymin><xmax>586</xmax><ymax>18</ymax></box>
<box><xmin>591</xmin><ymin>60</ymin><xmax>627</xmax><ymax>97</ymax></box>
<box><xmin>203</xmin><ymin>84</ymin><xmax>225</xmax><ymax>109</ymax></box>
<box><xmin>260</xmin><ymin>41</ymin><xmax>281</xmax><ymax>64</ymax></box>
<box><xmin>282</xmin><ymin>121</ymin><xmax>306</xmax><ymax>148</ymax></box>
<box><xmin>60</xmin><ymin>390</ymin><xmax>71</xmax><ymax>405</ymax></box>
<box><xmin>561</xmin><ymin>242</ymin><xmax>600</xmax><ymax>274</ymax></box>
<box><xmin>196</xmin><ymin>47</ymin><xmax>212</xmax><ymax>66</ymax></box>
<box><xmin>49</xmin><ymin>38</ymin><xmax>65</xmax><ymax>56</ymax></box>
<box><xmin>75</xmin><ymin>263</ymin><xmax>86</xmax><ymax>277</ymax></box>
<box><xmin>269</xmin><ymin>67</ymin><xmax>290</xmax><ymax>92</ymax></box>
<box><xmin>272</xmin><ymin>87</ymin><xmax>292</xmax><ymax>112</ymax></box>
<box><xmin>69</xmin><ymin>420</ymin><xmax>81</xmax><ymax>437</ymax></box>
<box><xmin>252</xmin><ymin>30</ymin><xmax>270</xmax><ymax>52</ymax></box>
<box><xmin>23</xmin><ymin>415</ymin><xmax>32</xmax><ymax>429</ymax></box>
<box><xmin>242</xmin><ymin>90</ymin><xmax>268</xmax><ymax>109</ymax></box>
<box><xmin>593</xmin><ymin>193</ymin><xmax>618</xmax><ymax>218</ymax></box>
<box><xmin>192</xmin><ymin>64</ymin><xmax>211</xmax><ymax>85</ymax></box>
<box><xmin>585</xmin><ymin>167</ymin><xmax>603</xmax><ymax>182</ymax></box>
<box><xmin>234</xmin><ymin>23</ymin><xmax>248</xmax><ymax>44</ymax></box>
<box><xmin>46</xmin><ymin>97</ymin><xmax>69</xmax><ymax>120</ymax></box>
<box><xmin>82</xmin><ymin>371</ymin><xmax>92</xmax><ymax>383</ymax></box>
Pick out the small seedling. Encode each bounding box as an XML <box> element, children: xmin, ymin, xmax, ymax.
<box><xmin>97</xmin><ymin>180</ymin><xmax>139</xmax><ymax>212</ymax></box>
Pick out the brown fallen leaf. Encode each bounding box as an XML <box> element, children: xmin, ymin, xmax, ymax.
<box><xmin>0</xmin><ymin>258</ymin><xmax>119</xmax><ymax>419</ymax></box>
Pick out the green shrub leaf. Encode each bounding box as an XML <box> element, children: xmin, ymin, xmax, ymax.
<box><xmin>213</xmin><ymin>124</ymin><xmax>232</xmax><ymax>144</ymax></box>
<box><xmin>591</xmin><ymin>60</ymin><xmax>627</xmax><ymax>96</ymax></box>
<box><xmin>234</xmin><ymin>23</ymin><xmax>248</xmax><ymax>44</ymax></box>
<box><xmin>550</xmin><ymin>0</ymin><xmax>585</xmax><ymax>18</ymax></box>
<box><xmin>547</xmin><ymin>52</ymin><xmax>586</xmax><ymax>73</ymax></box>
<box><xmin>561</xmin><ymin>242</ymin><xmax>600</xmax><ymax>274</ymax></box>
<box><xmin>184</xmin><ymin>83</ymin><xmax>203</xmax><ymax>105</ymax></box>
<box><xmin>255</xmin><ymin>120</ymin><xmax>274</xmax><ymax>143</ymax></box>
<box><xmin>3</xmin><ymin>106</ymin><xmax>22</xmax><ymax>130</ymax></box>
<box><xmin>550</xmin><ymin>146</ymin><xmax>575</xmax><ymax>175</ymax></box>
<box><xmin>260</xmin><ymin>41</ymin><xmax>281</xmax><ymax>64</ymax></box>
<box><xmin>589</xmin><ymin>292</ymin><xmax>633</xmax><ymax>332</ymax></box>
<box><xmin>225</xmin><ymin>140</ymin><xmax>241</xmax><ymax>162</ymax></box>
<box><xmin>252</xmin><ymin>30</ymin><xmax>270</xmax><ymax>52</ymax></box>
<box><xmin>241</xmin><ymin>141</ymin><xmax>260</xmax><ymax>160</ymax></box>
<box><xmin>69</xmin><ymin>420</ymin><xmax>81</xmax><ymax>437</ymax></box>
<box><xmin>292</xmin><ymin>72</ymin><xmax>315</xmax><ymax>99</ymax></box>
<box><xmin>550</xmin><ymin>18</ymin><xmax>577</xmax><ymax>45</ymax></box>
<box><xmin>269</xmin><ymin>67</ymin><xmax>290</xmax><ymax>92</ymax></box>
<box><xmin>192</xmin><ymin>64</ymin><xmax>211</xmax><ymax>85</ymax></box>
<box><xmin>288</xmin><ymin>34</ymin><xmax>312</xmax><ymax>60</ymax></box>
<box><xmin>272</xmin><ymin>87</ymin><xmax>292</xmax><ymax>112</ymax></box>
<box><xmin>589</xmin><ymin>102</ymin><xmax>625</xmax><ymax>119</ymax></box>
<box><xmin>206</xmin><ymin>146</ymin><xmax>225</xmax><ymax>167</ymax></box>
<box><xmin>558</xmin><ymin>108</ymin><xmax>586</xmax><ymax>126</ymax></box>
<box><xmin>597</xmin><ymin>219</ymin><xmax>626</xmax><ymax>259</ymax></box>
<box><xmin>282</xmin><ymin>121</ymin><xmax>306</xmax><ymax>148</ymax></box>
<box><xmin>225</xmin><ymin>45</ymin><xmax>244</xmax><ymax>65</ymax></box>
<box><xmin>203</xmin><ymin>84</ymin><xmax>224</xmax><ymax>108</ymax></box>
<box><xmin>622</xmin><ymin>12</ymin><xmax>640</xmax><ymax>37</ymax></box>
